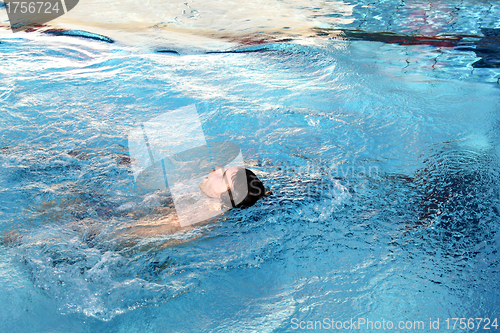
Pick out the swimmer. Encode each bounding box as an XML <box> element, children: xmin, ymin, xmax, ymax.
<box><xmin>116</xmin><ymin>166</ymin><xmax>271</xmax><ymax>241</ymax></box>
<box><xmin>1</xmin><ymin>166</ymin><xmax>271</xmax><ymax>247</ymax></box>
<box><xmin>199</xmin><ymin>166</ymin><xmax>271</xmax><ymax>209</ymax></box>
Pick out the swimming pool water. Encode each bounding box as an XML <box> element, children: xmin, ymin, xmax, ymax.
<box><xmin>1</xmin><ymin>1</ymin><xmax>500</xmax><ymax>332</ymax></box>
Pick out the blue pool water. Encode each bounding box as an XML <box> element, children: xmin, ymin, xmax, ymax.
<box><xmin>1</xmin><ymin>0</ymin><xmax>500</xmax><ymax>332</ymax></box>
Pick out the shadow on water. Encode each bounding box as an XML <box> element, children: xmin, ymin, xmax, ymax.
<box><xmin>385</xmin><ymin>142</ymin><xmax>500</xmax><ymax>284</ymax></box>
<box><xmin>315</xmin><ymin>27</ymin><xmax>500</xmax><ymax>69</ymax></box>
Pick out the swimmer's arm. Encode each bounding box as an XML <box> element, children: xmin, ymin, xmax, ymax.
<box><xmin>119</xmin><ymin>222</ymin><xmax>182</xmax><ymax>238</ymax></box>
<box><xmin>113</xmin><ymin>214</ymin><xmax>209</xmax><ymax>252</ymax></box>
<box><xmin>116</xmin><ymin>212</ymin><xmax>185</xmax><ymax>238</ymax></box>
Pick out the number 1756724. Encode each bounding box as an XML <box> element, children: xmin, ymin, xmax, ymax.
<box><xmin>6</xmin><ymin>2</ymin><xmax>61</xmax><ymax>14</ymax></box>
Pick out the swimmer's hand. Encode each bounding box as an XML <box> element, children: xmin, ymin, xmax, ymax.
<box><xmin>263</xmin><ymin>190</ymin><xmax>273</xmax><ymax>198</ymax></box>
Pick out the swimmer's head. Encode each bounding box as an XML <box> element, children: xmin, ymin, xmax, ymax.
<box><xmin>199</xmin><ymin>166</ymin><xmax>269</xmax><ymax>208</ymax></box>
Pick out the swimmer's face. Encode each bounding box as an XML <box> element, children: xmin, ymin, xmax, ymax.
<box><xmin>199</xmin><ymin>166</ymin><xmax>241</xmax><ymax>198</ymax></box>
